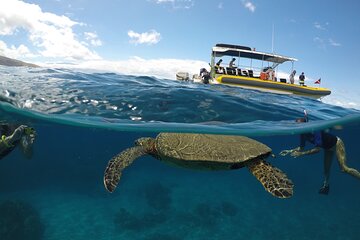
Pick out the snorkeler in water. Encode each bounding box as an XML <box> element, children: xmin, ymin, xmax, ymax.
<box><xmin>0</xmin><ymin>123</ymin><xmax>36</xmax><ymax>160</ymax></box>
<box><xmin>280</xmin><ymin>111</ymin><xmax>360</xmax><ymax>195</ymax></box>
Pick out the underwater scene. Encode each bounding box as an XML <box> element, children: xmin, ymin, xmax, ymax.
<box><xmin>0</xmin><ymin>66</ymin><xmax>360</xmax><ymax>240</ymax></box>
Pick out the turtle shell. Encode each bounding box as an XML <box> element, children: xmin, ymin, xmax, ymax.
<box><xmin>155</xmin><ymin>133</ymin><xmax>271</xmax><ymax>169</ymax></box>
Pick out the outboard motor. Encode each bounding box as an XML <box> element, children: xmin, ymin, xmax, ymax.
<box><xmin>176</xmin><ymin>72</ymin><xmax>190</xmax><ymax>81</ymax></box>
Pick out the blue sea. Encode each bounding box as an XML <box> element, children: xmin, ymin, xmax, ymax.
<box><xmin>0</xmin><ymin>66</ymin><xmax>360</xmax><ymax>240</ymax></box>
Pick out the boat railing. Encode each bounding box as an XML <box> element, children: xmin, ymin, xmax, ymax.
<box><xmin>214</xmin><ymin>63</ymin><xmax>265</xmax><ymax>78</ymax></box>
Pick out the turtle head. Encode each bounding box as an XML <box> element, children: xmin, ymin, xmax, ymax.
<box><xmin>135</xmin><ymin>137</ymin><xmax>156</xmax><ymax>154</ymax></box>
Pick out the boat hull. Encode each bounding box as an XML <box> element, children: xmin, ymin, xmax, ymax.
<box><xmin>217</xmin><ymin>75</ymin><xmax>331</xmax><ymax>98</ymax></box>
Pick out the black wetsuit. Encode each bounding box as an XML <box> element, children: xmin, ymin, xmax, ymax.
<box><xmin>0</xmin><ymin>124</ymin><xmax>19</xmax><ymax>159</ymax></box>
<box><xmin>300</xmin><ymin>131</ymin><xmax>338</xmax><ymax>150</ymax></box>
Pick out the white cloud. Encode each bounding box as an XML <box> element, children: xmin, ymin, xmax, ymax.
<box><xmin>314</xmin><ymin>37</ymin><xmax>341</xmax><ymax>49</ymax></box>
<box><xmin>218</xmin><ymin>2</ymin><xmax>224</xmax><ymax>9</ymax></box>
<box><xmin>314</xmin><ymin>22</ymin><xmax>325</xmax><ymax>30</ymax></box>
<box><xmin>0</xmin><ymin>0</ymin><xmax>101</xmax><ymax>61</ymax></box>
<box><xmin>313</xmin><ymin>37</ymin><xmax>326</xmax><ymax>49</ymax></box>
<box><xmin>322</xmin><ymin>90</ymin><xmax>360</xmax><ymax>110</ymax></box>
<box><xmin>84</xmin><ymin>32</ymin><xmax>102</xmax><ymax>47</ymax></box>
<box><xmin>0</xmin><ymin>40</ymin><xmax>37</xmax><ymax>58</ymax></box>
<box><xmin>242</xmin><ymin>1</ymin><xmax>256</xmax><ymax>12</ymax></box>
<box><xmin>128</xmin><ymin>30</ymin><xmax>161</xmax><ymax>45</ymax></box>
<box><xmin>41</xmin><ymin>57</ymin><xmax>208</xmax><ymax>80</ymax></box>
<box><xmin>150</xmin><ymin>0</ymin><xmax>194</xmax><ymax>9</ymax></box>
<box><xmin>314</xmin><ymin>22</ymin><xmax>329</xmax><ymax>30</ymax></box>
<box><xmin>154</xmin><ymin>0</ymin><xmax>175</xmax><ymax>3</ymax></box>
<box><xmin>312</xmin><ymin>22</ymin><xmax>340</xmax><ymax>48</ymax></box>
<box><xmin>313</xmin><ymin>37</ymin><xmax>324</xmax><ymax>43</ymax></box>
<box><xmin>329</xmin><ymin>38</ymin><xmax>341</xmax><ymax>47</ymax></box>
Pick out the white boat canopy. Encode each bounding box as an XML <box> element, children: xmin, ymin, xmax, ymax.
<box><xmin>212</xmin><ymin>43</ymin><xmax>297</xmax><ymax>64</ymax></box>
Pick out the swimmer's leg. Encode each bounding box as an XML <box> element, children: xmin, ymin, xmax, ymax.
<box><xmin>336</xmin><ymin>138</ymin><xmax>360</xmax><ymax>179</ymax></box>
<box><xmin>318</xmin><ymin>149</ymin><xmax>333</xmax><ymax>195</ymax></box>
<box><xmin>323</xmin><ymin>149</ymin><xmax>334</xmax><ymax>186</ymax></box>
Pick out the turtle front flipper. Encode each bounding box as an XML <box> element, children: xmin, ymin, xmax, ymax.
<box><xmin>104</xmin><ymin>146</ymin><xmax>146</xmax><ymax>193</ymax></box>
<box><xmin>246</xmin><ymin>159</ymin><xmax>294</xmax><ymax>198</ymax></box>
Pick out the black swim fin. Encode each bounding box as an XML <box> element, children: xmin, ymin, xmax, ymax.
<box><xmin>318</xmin><ymin>184</ymin><xmax>329</xmax><ymax>195</ymax></box>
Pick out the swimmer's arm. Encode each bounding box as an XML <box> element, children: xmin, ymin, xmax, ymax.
<box><xmin>3</xmin><ymin>125</ymin><xmax>27</xmax><ymax>145</ymax></box>
<box><xmin>279</xmin><ymin>146</ymin><xmax>302</xmax><ymax>156</ymax></box>
<box><xmin>291</xmin><ymin>147</ymin><xmax>321</xmax><ymax>157</ymax></box>
<box><xmin>0</xmin><ymin>135</ymin><xmax>15</xmax><ymax>152</ymax></box>
<box><xmin>293</xmin><ymin>146</ymin><xmax>302</xmax><ymax>152</ymax></box>
<box><xmin>290</xmin><ymin>146</ymin><xmax>304</xmax><ymax>152</ymax></box>
<box><xmin>0</xmin><ymin>136</ymin><xmax>10</xmax><ymax>151</ymax></box>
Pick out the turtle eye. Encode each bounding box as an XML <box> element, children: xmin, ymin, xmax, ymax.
<box><xmin>135</xmin><ymin>138</ymin><xmax>144</xmax><ymax>146</ymax></box>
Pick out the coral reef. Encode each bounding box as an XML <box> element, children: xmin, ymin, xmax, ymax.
<box><xmin>0</xmin><ymin>200</ymin><xmax>44</xmax><ymax>240</ymax></box>
<box><xmin>112</xmin><ymin>183</ymin><xmax>239</xmax><ymax>239</ymax></box>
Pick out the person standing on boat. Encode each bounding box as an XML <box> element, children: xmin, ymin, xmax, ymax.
<box><xmin>289</xmin><ymin>70</ymin><xmax>296</xmax><ymax>84</ymax></box>
<box><xmin>215</xmin><ymin>59</ymin><xmax>224</xmax><ymax>73</ymax></box>
<box><xmin>280</xmin><ymin>112</ymin><xmax>360</xmax><ymax>195</ymax></box>
<box><xmin>299</xmin><ymin>72</ymin><xmax>305</xmax><ymax>86</ymax></box>
<box><xmin>265</xmin><ymin>67</ymin><xmax>275</xmax><ymax>81</ymax></box>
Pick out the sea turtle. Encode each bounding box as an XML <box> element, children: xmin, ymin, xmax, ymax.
<box><xmin>104</xmin><ymin>133</ymin><xmax>294</xmax><ymax>198</ymax></box>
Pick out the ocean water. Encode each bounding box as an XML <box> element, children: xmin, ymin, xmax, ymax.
<box><xmin>0</xmin><ymin>66</ymin><xmax>360</xmax><ymax>240</ymax></box>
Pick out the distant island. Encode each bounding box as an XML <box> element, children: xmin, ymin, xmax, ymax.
<box><xmin>0</xmin><ymin>55</ymin><xmax>39</xmax><ymax>67</ymax></box>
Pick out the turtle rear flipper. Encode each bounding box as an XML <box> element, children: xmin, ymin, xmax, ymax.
<box><xmin>246</xmin><ymin>160</ymin><xmax>294</xmax><ymax>198</ymax></box>
<box><xmin>104</xmin><ymin>146</ymin><xmax>145</xmax><ymax>193</ymax></box>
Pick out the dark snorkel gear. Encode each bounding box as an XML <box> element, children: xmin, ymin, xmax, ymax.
<box><xmin>24</xmin><ymin>127</ymin><xmax>36</xmax><ymax>136</ymax></box>
<box><xmin>295</xmin><ymin>110</ymin><xmax>308</xmax><ymax>123</ymax></box>
<box><xmin>303</xmin><ymin>110</ymin><xmax>308</xmax><ymax>122</ymax></box>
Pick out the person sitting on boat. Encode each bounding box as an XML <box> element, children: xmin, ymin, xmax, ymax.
<box><xmin>215</xmin><ymin>59</ymin><xmax>224</xmax><ymax>74</ymax></box>
<box><xmin>280</xmin><ymin>111</ymin><xmax>360</xmax><ymax>195</ymax></box>
<box><xmin>229</xmin><ymin>58</ymin><xmax>236</xmax><ymax>68</ymax></box>
<box><xmin>265</xmin><ymin>67</ymin><xmax>275</xmax><ymax>81</ymax></box>
<box><xmin>260</xmin><ymin>67</ymin><xmax>270</xmax><ymax>80</ymax></box>
<box><xmin>227</xmin><ymin>58</ymin><xmax>237</xmax><ymax>75</ymax></box>
<box><xmin>0</xmin><ymin>123</ymin><xmax>36</xmax><ymax>160</ymax></box>
<box><xmin>299</xmin><ymin>72</ymin><xmax>305</xmax><ymax>86</ymax></box>
<box><xmin>289</xmin><ymin>70</ymin><xmax>296</xmax><ymax>84</ymax></box>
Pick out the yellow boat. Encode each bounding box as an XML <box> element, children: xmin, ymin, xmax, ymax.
<box><xmin>207</xmin><ymin>43</ymin><xmax>331</xmax><ymax>98</ymax></box>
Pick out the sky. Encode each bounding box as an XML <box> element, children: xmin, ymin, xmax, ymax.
<box><xmin>1</xmin><ymin>0</ymin><xmax>360</xmax><ymax>109</ymax></box>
